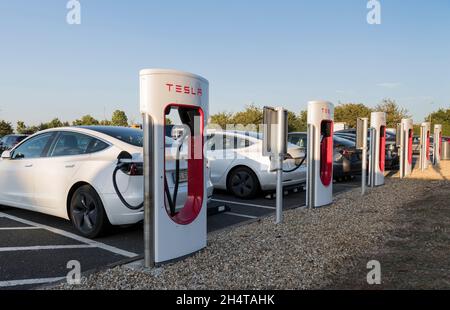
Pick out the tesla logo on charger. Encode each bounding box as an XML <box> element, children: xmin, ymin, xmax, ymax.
<box><xmin>166</xmin><ymin>83</ymin><xmax>203</xmax><ymax>97</ymax></box>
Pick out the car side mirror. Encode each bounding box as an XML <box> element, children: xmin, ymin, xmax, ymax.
<box><xmin>1</xmin><ymin>150</ymin><xmax>11</xmax><ymax>159</ymax></box>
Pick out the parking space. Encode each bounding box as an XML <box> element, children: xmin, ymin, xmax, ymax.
<box><xmin>0</xmin><ymin>211</ymin><xmax>138</xmax><ymax>290</ymax></box>
<box><xmin>0</xmin><ymin>177</ymin><xmax>361</xmax><ymax>289</ymax></box>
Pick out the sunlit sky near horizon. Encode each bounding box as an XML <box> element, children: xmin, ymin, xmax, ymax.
<box><xmin>0</xmin><ymin>0</ymin><xmax>449</xmax><ymax>127</ymax></box>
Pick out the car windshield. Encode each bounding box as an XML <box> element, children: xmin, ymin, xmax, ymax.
<box><xmin>80</xmin><ymin>126</ymin><xmax>143</xmax><ymax>147</ymax></box>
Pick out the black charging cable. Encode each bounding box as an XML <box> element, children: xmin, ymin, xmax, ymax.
<box><xmin>112</xmin><ymin>161</ymin><xmax>144</xmax><ymax>210</ymax></box>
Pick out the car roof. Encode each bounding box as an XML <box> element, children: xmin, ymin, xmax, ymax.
<box><xmin>206</xmin><ymin>129</ymin><xmax>262</xmax><ymax>142</ymax></box>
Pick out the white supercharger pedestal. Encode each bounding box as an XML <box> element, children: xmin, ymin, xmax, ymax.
<box><xmin>420</xmin><ymin>122</ymin><xmax>431</xmax><ymax>171</ymax></box>
<box><xmin>369</xmin><ymin>112</ymin><xmax>386</xmax><ymax>187</ymax></box>
<box><xmin>399</xmin><ymin>118</ymin><xmax>413</xmax><ymax>178</ymax></box>
<box><xmin>434</xmin><ymin>124</ymin><xmax>442</xmax><ymax>165</ymax></box>
<box><xmin>140</xmin><ymin>69</ymin><xmax>209</xmax><ymax>266</ymax></box>
<box><xmin>306</xmin><ymin>101</ymin><xmax>334</xmax><ymax>208</ymax></box>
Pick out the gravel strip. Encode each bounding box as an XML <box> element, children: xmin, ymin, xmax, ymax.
<box><xmin>49</xmin><ymin>171</ymin><xmax>444</xmax><ymax>290</ymax></box>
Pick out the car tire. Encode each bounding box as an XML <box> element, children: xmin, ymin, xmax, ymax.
<box><xmin>227</xmin><ymin>167</ymin><xmax>260</xmax><ymax>199</ymax></box>
<box><xmin>69</xmin><ymin>185</ymin><xmax>109</xmax><ymax>238</ymax></box>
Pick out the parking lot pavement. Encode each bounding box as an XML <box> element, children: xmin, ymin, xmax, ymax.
<box><xmin>0</xmin><ymin>211</ymin><xmax>138</xmax><ymax>290</ymax></box>
<box><xmin>0</xmin><ymin>177</ymin><xmax>361</xmax><ymax>289</ymax></box>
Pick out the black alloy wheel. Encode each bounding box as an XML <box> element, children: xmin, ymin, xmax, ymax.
<box><xmin>69</xmin><ymin>185</ymin><xmax>109</xmax><ymax>238</ymax></box>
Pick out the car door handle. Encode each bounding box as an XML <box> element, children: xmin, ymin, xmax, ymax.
<box><xmin>65</xmin><ymin>164</ymin><xmax>76</xmax><ymax>168</ymax></box>
<box><xmin>24</xmin><ymin>164</ymin><xmax>33</xmax><ymax>168</ymax></box>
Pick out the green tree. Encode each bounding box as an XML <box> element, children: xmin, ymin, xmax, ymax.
<box><xmin>209</xmin><ymin>112</ymin><xmax>233</xmax><ymax>129</ymax></box>
<box><xmin>47</xmin><ymin>118</ymin><xmax>65</xmax><ymax>128</ymax></box>
<box><xmin>426</xmin><ymin>108</ymin><xmax>450</xmax><ymax>136</ymax></box>
<box><xmin>335</xmin><ymin>103</ymin><xmax>372</xmax><ymax>128</ymax></box>
<box><xmin>0</xmin><ymin>120</ymin><xmax>14</xmax><ymax>137</ymax></box>
<box><xmin>231</xmin><ymin>104</ymin><xmax>263</xmax><ymax>127</ymax></box>
<box><xmin>287</xmin><ymin>110</ymin><xmax>307</xmax><ymax>132</ymax></box>
<box><xmin>100</xmin><ymin>119</ymin><xmax>112</xmax><ymax>126</ymax></box>
<box><xmin>296</xmin><ymin>110</ymin><xmax>308</xmax><ymax>132</ymax></box>
<box><xmin>16</xmin><ymin>121</ymin><xmax>39</xmax><ymax>135</ymax></box>
<box><xmin>73</xmin><ymin>115</ymin><xmax>99</xmax><ymax>126</ymax></box>
<box><xmin>16</xmin><ymin>121</ymin><xmax>28</xmax><ymax>134</ymax></box>
<box><xmin>111</xmin><ymin>110</ymin><xmax>128</xmax><ymax>127</ymax></box>
<box><xmin>375</xmin><ymin>99</ymin><xmax>410</xmax><ymax>128</ymax></box>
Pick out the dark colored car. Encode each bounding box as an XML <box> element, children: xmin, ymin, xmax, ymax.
<box><xmin>288</xmin><ymin>132</ymin><xmax>362</xmax><ymax>180</ymax></box>
<box><xmin>0</xmin><ymin>134</ymin><xmax>29</xmax><ymax>153</ymax></box>
<box><xmin>334</xmin><ymin>129</ymin><xmax>400</xmax><ymax>170</ymax></box>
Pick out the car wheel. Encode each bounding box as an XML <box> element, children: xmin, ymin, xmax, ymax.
<box><xmin>69</xmin><ymin>185</ymin><xmax>109</xmax><ymax>238</ymax></box>
<box><xmin>227</xmin><ymin>167</ymin><xmax>259</xmax><ymax>199</ymax></box>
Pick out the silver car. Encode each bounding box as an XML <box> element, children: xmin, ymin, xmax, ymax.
<box><xmin>206</xmin><ymin>130</ymin><xmax>306</xmax><ymax>199</ymax></box>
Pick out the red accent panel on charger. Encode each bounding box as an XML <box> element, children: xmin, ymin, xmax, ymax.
<box><xmin>426</xmin><ymin>131</ymin><xmax>430</xmax><ymax>160</ymax></box>
<box><xmin>320</xmin><ymin>120</ymin><xmax>333</xmax><ymax>187</ymax></box>
<box><xmin>164</xmin><ymin>104</ymin><xmax>204</xmax><ymax>226</ymax></box>
<box><xmin>408</xmin><ymin>129</ymin><xmax>413</xmax><ymax>165</ymax></box>
<box><xmin>379</xmin><ymin>126</ymin><xmax>386</xmax><ymax>172</ymax></box>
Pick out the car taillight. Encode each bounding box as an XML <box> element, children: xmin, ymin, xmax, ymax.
<box><xmin>284</xmin><ymin>153</ymin><xmax>293</xmax><ymax>160</ymax></box>
<box><xmin>129</xmin><ymin>163</ymin><xmax>138</xmax><ymax>176</ymax></box>
<box><xmin>120</xmin><ymin>163</ymin><xmax>143</xmax><ymax>176</ymax></box>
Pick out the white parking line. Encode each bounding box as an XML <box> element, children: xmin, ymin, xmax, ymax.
<box><xmin>0</xmin><ymin>227</ymin><xmax>42</xmax><ymax>231</ymax></box>
<box><xmin>0</xmin><ymin>277</ymin><xmax>65</xmax><ymax>288</ymax></box>
<box><xmin>224</xmin><ymin>212</ymin><xmax>258</xmax><ymax>219</ymax></box>
<box><xmin>211</xmin><ymin>199</ymin><xmax>276</xmax><ymax>210</ymax></box>
<box><xmin>0</xmin><ymin>244</ymin><xmax>95</xmax><ymax>252</ymax></box>
<box><xmin>0</xmin><ymin>212</ymin><xmax>138</xmax><ymax>258</ymax></box>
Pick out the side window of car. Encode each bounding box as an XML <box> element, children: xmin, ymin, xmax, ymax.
<box><xmin>50</xmin><ymin>132</ymin><xmax>109</xmax><ymax>157</ymax></box>
<box><xmin>12</xmin><ymin>133</ymin><xmax>54</xmax><ymax>159</ymax></box>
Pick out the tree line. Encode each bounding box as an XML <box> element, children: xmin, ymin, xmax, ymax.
<box><xmin>0</xmin><ymin>100</ymin><xmax>449</xmax><ymax>137</ymax></box>
<box><xmin>0</xmin><ymin>110</ymin><xmax>129</xmax><ymax>137</ymax></box>
<box><xmin>210</xmin><ymin>99</ymin><xmax>450</xmax><ymax>136</ymax></box>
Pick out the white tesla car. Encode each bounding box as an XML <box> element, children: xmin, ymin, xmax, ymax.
<box><xmin>206</xmin><ymin>130</ymin><xmax>306</xmax><ymax>199</ymax></box>
<box><xmin>0</xmin><ymin>126</ymin><xmax>212</xmax><ymax>238</ymax></box>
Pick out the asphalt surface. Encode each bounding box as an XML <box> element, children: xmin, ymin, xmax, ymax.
<box><xmin>0</xmin><ymin>177</ymin><xmax>361</xmax><ymax>290</ymax></box>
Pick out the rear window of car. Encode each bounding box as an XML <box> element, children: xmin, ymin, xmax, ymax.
<box><xmin>334</xmin><ymin>135</ymin><xmax>356</xmax><ymax>147</ymax></box>
<box><xmin>288</xmin><ymin>134</ymin><xmax>307</xmax><ymax>148</ymax></box>
<box><xmin>80</xmin><ymin>127</ymin><xmax>143</xmax><ymax>147</ymax></box>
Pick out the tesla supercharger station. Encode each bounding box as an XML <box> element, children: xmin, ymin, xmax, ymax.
<box><xmin>368</xmin><ymin>112</ymin><xmax>386</xmax><ymax>187</ymax></box>
<box><xmin>398</xmin><ymin>118</ymin><xmax>413</xmax><ymax>178</ymax></box>
<box><xmin>306</xmin><ymin>101</ymin><xmax>334</xmax><ymax>208</ymax></box>
<box><xmin>420</xmin><ymin>122</ymin><xmax>431</xmax><ymax>171</ymax></box>
<box><xmin>433</xmin><ymin>124</ymin><xmax>442</xmax><ymax>165</ymax></box>
<box><xmin>140</xmin><ymin>69</ymin><xmax>209</xmax><ymax>266</ymax></box>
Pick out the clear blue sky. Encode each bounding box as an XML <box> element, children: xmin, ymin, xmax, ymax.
<box><xmin>0</xmin><ymin>0</ymin><xmax>449</xmax><ymax>127</ymax></box>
